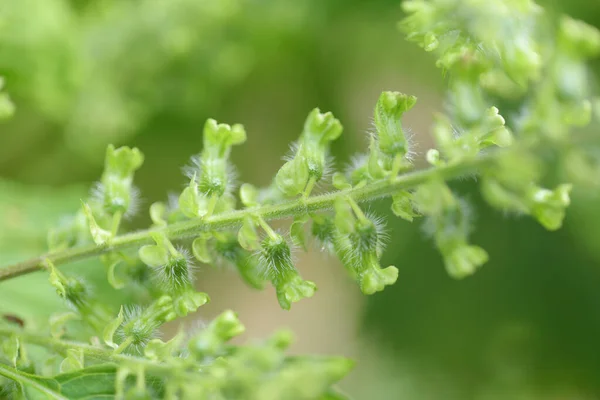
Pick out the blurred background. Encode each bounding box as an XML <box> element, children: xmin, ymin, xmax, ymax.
<box><xmin>1</xmin><ymin>0</ymin><xmax>600</xmax><ymax>398</ymax></box>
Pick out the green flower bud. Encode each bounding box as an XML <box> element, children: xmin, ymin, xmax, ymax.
<box><xmin>346</xmin><ymin>218</ymin><xmax>397</xmax><ymax>294</ymax></box>
<box><xmin>203</xmin><ymin>118</ymin><xmax>247</xmax><ymax>157</ymax></box>
<box><xmin>374</xmin><ymin>91</ymin><xmax>416</xmax><ymax>157</ymax></box>
<box><xmin>559</xmin><ymin>16</ymin><xmax>600</xmax><ymax>58</ymax></box>
<box><xmin>139</xmin><ymin>233</ymin><xmax>194</xmax><ymax>293</ymax></box>
<box><xmin>303</xmin><ymin>108</ymin><xmax>343</xmax><ymax>144</ymax></box>
<box><xmin>173</xmin><ymin>290</ymin><xmax>210</xmax><ymax>317</ymax></box>
<box><xmin>260</xmin><ymin>234</ymin><xmax>316</xmax><ymax>310</ymax></box>
<box><xmin>48</xmin><ymin>260</ymin><xmax>89</xmax><ymax>310</ymax></box>
<box><xmin>479</xmin><ymin>107</ymin><xmax>513</xmax><ymax>148</ymax></box>
<box><xmin>311</xmin><ymin>214</ymin><xmax>336</xmax><ymax>251</ymax></box>
<box><xmin>197</xmin><ymin>157</ymin><xmax>229</xmax><ymax>197</ymax></box>
<box><xmin>359</xmin><ymin>260</ymin><xmax>398</xmax><ymax>295</ymax></box>
<box><xmin>391</xmin><ymin>191</ymin><xmax>418</xmax><ymax>222</ymax></box>
<box><xmin>104</xmin><ymin>145</ymin><xmax>144</xmax><ymax>181</ymax></box>
<box><xmin>443</xmin><ymin>245</ymin><xmax>489</xmax><ymax>279</ymax></box>
<box><xmin>188</xmin><ymin>310</ymin><xmax>245</xmax><ymax>357</ymax></box>
<box><xmin>423</xmin><ymin>32</ymin><xmax>439</xmax><ymax>51</ymax></box>
<box><xmin>529</xmin><ymin>184</ymin><xmax>572</xmax><ymax>231</ymax></box>
<box><xmin>118</xmin><ymin>297</ymin><xmax>176</xmax><ymax>353</ymax></box>
<box><xmin>144</xmin><ymin>330</ymin><xmax>185</xmax><ymax>361</ymax></box>
<box><xmin>426</xmin><ymin>149</ymin><xmax>441</xmax><ymax>166</ymax></box>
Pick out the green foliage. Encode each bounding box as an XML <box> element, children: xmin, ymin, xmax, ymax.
<box><xmin>0</xmin><ymin>0</ymin><xmax>599</xmax><ymax>398</ymax></box>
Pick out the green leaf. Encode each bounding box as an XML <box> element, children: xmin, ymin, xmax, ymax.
<box><xmin>0</xmin><ymin>363</ymin><xmax>66</xmax><ymax>400</ymax></box>
<box><xmin>138</xmin><ymin>233</ymin><xmax>172</xmax><ymax>268</ymax></box>
<box><xmin>0</xmin><ymin>364</ymin><xmax>124</xmax><ymax>399</ymax></box>
<box><xmin>59</xmin><ymin>348</ymin><xmax>84</xmax><ymax>374</ymax></box>
<box><xmin>178</xmin><ymin>174</ymin><xmax>205</xmax><ymax>218</ymax></box>
<box><xmin>275</xmin><ymin>157</ymin><xmax>310</xmax><ymax>197</ymax></box>
<box><xmin>237</xmin><ymin>218</ymin><xmax>260</xmax><ymax>251</ymax></box>
<box><xmin>192</xmin><ymin>236</ymin><xmax>213</xmax><ymax>263</ymax></box>
<box><xmin>103</xmin><ymin>306</ymin><xmax>124</xmax><ymax>349</ymax></box>
<box><xmin>1</xmin><ymin>334</ymin><xmax>19</xmax><ymax>367</ymax></box>
<box><xmin>149</xmin><ymin>202</ymin><xmax>167</xmax><ymax>226</ymax></box>
<box><xmin>240</xmin><ymin>183</ymin><xmax>259</xmax><ymax>208</ymax></box>
<box><xmin>106</xmin><ymin>259</ymin><xmax>126</xmax><ymax>290</ymax></box>
<box><xmin>138</xmin><ymin>244</ymin><xmax>168</xmax><ymax>269</ymax></box>
<box><xmin>290</xmin><ymin>215</ymin><xmax>310</xmax><ymax>250</ymax></box>
<box><xmin>331</xmin><ymin>173</ymin><xmax>352</xmax><ymax>190</ymax></box>
<box><xmin>47</xmin><ymin>261</ymin><xmax>66</xmax><ymax>298</ymax></box>
<box><xmin>81</xmin><ymin>202</ymin><xmax>111</xmax><ymax>246</ymax></box>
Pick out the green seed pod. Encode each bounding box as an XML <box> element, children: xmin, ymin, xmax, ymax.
<box><xmin>98</xmin><ymin>145</ymin><xmax>144</xmax><ymax>217</ymax></box>
<box><xmin>188</xmin><ymin>310</ymin><xmax>245</xmax><ymax>358</ymax></box>
<box><xmin>344</xmin><ymin>217</ymin><xmax>398</xmax><ymax>294</ymax></box>
<box><xmin>374</xmin><ymin>91</ymin><xmax>416</xmax><ymax>158</ymax></box>
<box><xmin>528</xmin><ymin>184</ymin><xmax>572</xmax><ymax>231</ymax></box>
<box><xmin>139</xmin><ymin>233</ymin><xmax>195</xmax><ymax>294</ymax></box>
<box><xmin>118</xmin><ymin>297</ymin><xmax>176</xmax><ymax>353</ymax></box>
<box><xmin>260</xmin><ymin>234</ymin><xmax>316</xmax><ymax>310</ymax></box>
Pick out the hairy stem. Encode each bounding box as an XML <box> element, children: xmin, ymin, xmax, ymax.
<box><xmin>0</xmin><ymin>152</ymin><xmax>493</xmax><ymax>282</ymax></box>
<box><xmin>0</xmin><ymin>327</ymin><xmax>180</xmax><ymax>375</ymax></box>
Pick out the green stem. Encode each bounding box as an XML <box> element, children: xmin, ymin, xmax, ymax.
<box><xmin>257</xmin><ymin>215</ymin><xmax>279</xmax><ymax>241</ymax></box>
<box><xmin>347</xmin><ymin>197</ymin><xmax>368</xmax><ymax>223</ymax></box>
<box><xmin>303</xmin><ymin>176</ymin><xmax>318</xmax><ymax>199</ymax></box>
<box><xmin>0</xmin><ymin>327</ymin><xmax>176</xmax><ymax>375</ymax></box>
<box><xmin>113</xmin><ymin>336</ymin><xmax>134</xmax><ymax>355</ymax></box>
<box><xmin>0</xmin><ymin>151</ymin><xmax>494</xmax><ymax>282</ymax></box>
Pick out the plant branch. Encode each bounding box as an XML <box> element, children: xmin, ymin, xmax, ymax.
<box><xmin>0</xmin><ymin>152</ymin><xmax>494</xmax><ymax>283</ymax></box>
<box><xmin>0</xmin><ymin>327</ymin><xmax>182</xmax><ymax>375</ymax></box>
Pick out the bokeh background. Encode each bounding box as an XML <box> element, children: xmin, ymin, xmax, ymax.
<box><xmin>1</xmin><ymin>0</ymin><xmax>600</xmax><ymax>398</ymax></box>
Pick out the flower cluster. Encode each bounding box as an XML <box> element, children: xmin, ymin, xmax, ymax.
<box><xmin>1</xmin><ymin>0</ymin><xmax>599</xmax><ymax>398</ymax></box>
